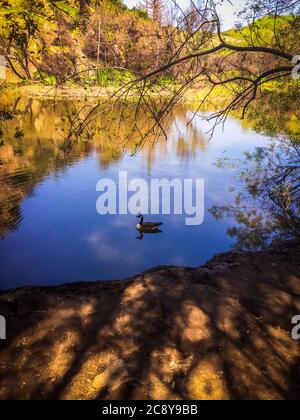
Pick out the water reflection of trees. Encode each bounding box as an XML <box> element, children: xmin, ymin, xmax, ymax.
<box><xmin>0</xmin><ymin>96</ymin><xmax>206</xmax><ymax>237</ymax></box>
<box><xmin>1</xmin><ymin>96</ymin><xmax>207</xmax><ymax>162</ymax></box>
<box><xmin>244</xmin><ymin>87</ymin><xmax>300</xmax><ymax>141</ymax></box>
<box><xmin>91</xmin><ymin>104</ymin><xmax>207</xmax><ymax>169</ymax></box>
<box><xmin>0</xmin><ymin>97</ymin><xmax>95</xmax><ymax>237</ymax></box>
<box><xmin>209</xmin><ymin>91</ymin><xmax>300</xmax><ymax>250</ymax></box>
<box><xmin>0</xmin><ymin>140</ymin><xmax>94</xmax><ymax>238</ymax></box>
<box><xmin>210</xmin><ymin>138</ymin><xmax>300</xmax><ymax>251</ymax></box>
<box><xmin>1</xmin><ymin>94</ymin><xmax>299</xmax><ymax>246</ymax></box>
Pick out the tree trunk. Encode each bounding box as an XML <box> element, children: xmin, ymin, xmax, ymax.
<box><xmin>97</xmin><ymin>18</ymin><xmax>101</xmax><ymax>64</ymax></box>
<box><xmin>5</xmin><ymin>56</ymin><xmax>25</xmax><ymax>80</ymax></box>
<box><xmin>79</xmin><ymin>0</ymin><xmax>86</xmax><ymax>15</ymax></box>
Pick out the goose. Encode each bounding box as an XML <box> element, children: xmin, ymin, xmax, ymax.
<box><xmin>136</xmin><ymin>215</ymin><xmax>163</xmax><ymax>232</ymax></box>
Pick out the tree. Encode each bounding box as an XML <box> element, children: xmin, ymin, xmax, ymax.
<box><xmin>66</xmin><ymin>1</ymin><xmax>298</xmax><ymax>149</ymax></box>
<box><xmin>0</xmin><ymin>0</ymin><xmax>53</xmax><ymax>80</ymax></box>
<box><xmin>0</xmin><ymin>0</ymin><xmax>82</xmax><ymax>83</ymax></box>
<box><xmin>77</xmin><ymin>0</ymin><xmax>90</xmax><ymax>14</ymax></box>
<box><xmin>83</xmin><ymin>1</ymin><xmax>168</xmax><ymax>72</ymax></box>
<box><xmin>123</xmin><ymin>0</ymin><xmax>300</xmax><ymax>139</ymax></box>
<box><xmin>138</xmin><ymin>0</ymin><xmax>166</xmax><ymax>24</ymax></box>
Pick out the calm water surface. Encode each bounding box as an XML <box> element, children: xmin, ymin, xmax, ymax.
<box><xmin>0</xmin><ymin>97</ymin><xmax>270</xmax><ymax>289</ymax></box>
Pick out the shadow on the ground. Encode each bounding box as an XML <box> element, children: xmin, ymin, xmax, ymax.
<box><xmin>0</xmin><ymin>241</ymin><xmax>300</xmax><ymax>400</ymax></box>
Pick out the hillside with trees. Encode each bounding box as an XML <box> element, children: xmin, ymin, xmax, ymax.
<box><xmin>1</xmin><ymin>0</ymin><xmax>299</xmax><ymax>90</ymax></box>
<box><xmin>0</xmin><ymin>0</ymin><xmax>173</xmax><ymax>84</ymax></box>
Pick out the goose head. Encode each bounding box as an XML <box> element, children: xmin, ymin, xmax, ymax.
<box><xmin>136</xmin><ymin>214</ymin><xmax>144</xmax><ymax>228</ymax></box>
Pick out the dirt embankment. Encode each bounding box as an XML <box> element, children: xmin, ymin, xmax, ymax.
<box><xmin>0</xmin><ymin>240</ymin><xmax>300</xmax><ymax>400</ymax></box>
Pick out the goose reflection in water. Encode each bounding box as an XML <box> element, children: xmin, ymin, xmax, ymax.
<box><xmin>136</xmin><ymin>215</ymin><xmax>163</xmax><ymax>240</ymax></box>
<box><xmin>136</xmin><ymin>229</ymin><xmax>163</xmax><ymax>240</ymax></box>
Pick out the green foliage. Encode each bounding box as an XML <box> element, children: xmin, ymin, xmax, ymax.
<box><xmin>92</xmin><ymin>68</ymin><xmax>134</xmax><ymax>86</ymax></box>
<box><xmin>52</xmin><ymin>0</ymin><xmax>80</xmax><ymax>17</ymax></box>
<box><xmin>225</xmin><ymin>15</ymin><xmax>300</xmax><ymax>52</ymax></box>
<box><xmin>131</xmin><ymin>7</ymin><xmax>149</xmax><ymax>20</ymax></box>
<box><xmin>33</xmin><ymin>70</ymin><xmax>58</xmax><ymax>85</ymax></box>
<box><xmin>246</xmin><ymin>84</ymin><xmax>300</xmax><ymax>141</ymax></box>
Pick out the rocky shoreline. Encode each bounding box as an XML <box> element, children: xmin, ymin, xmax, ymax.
<box><xmin>0</xmin><ymin>240</ymin><xmax>300</xmax><ymax>400</ymax></box>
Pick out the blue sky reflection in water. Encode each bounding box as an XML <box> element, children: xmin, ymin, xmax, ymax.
<box><xmin>0</xmin><ymin>105</ymin><xmax>269</xmax><ymax>289</ymax></box>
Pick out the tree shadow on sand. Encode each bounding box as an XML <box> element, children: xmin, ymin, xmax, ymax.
<box><xmin>0</xmin><ymin>240</ymin><xmax>300</xmax><ymax>400</ymax></box>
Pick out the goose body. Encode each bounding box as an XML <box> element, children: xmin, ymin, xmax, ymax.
<box><xmin>136</xmin><ymin>215</ymin><xmax>163</xmax><ymax>232</ymax></box>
